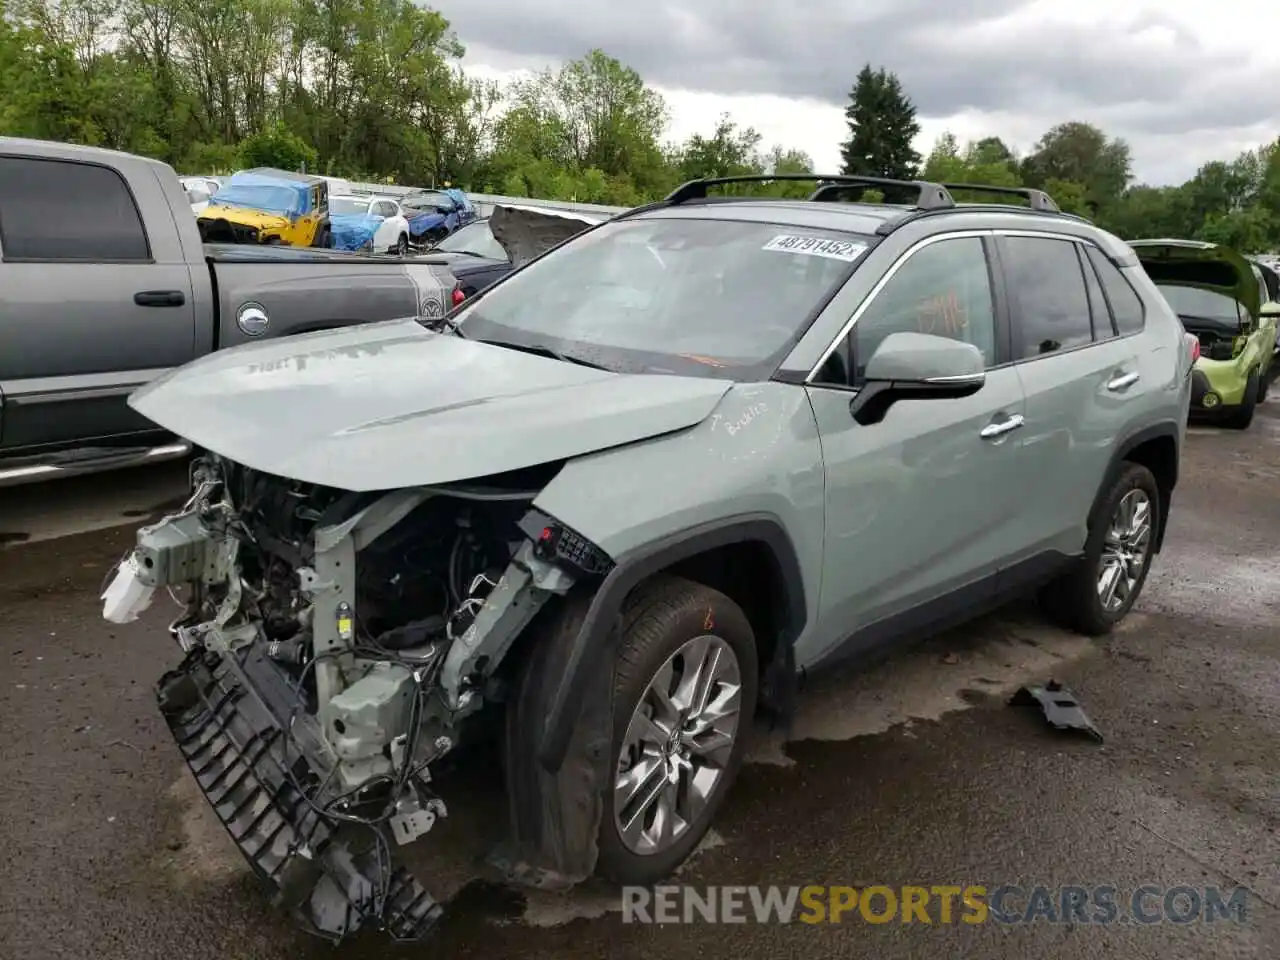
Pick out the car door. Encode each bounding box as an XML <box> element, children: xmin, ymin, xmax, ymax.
<box><xmin>0</xmin><ymin>154</ymin><xmax>197</xmax><ymax>452</ymax></box>
<box><xmin>804</xmin><ymin>233</ymin><xmax>1029</xmax><ymax>662</ymax></box>
<box><xmin>996</xmin><ymin>232</ymin><xmax>1144</xmax><ymax>562</ymax></box>
<box><xmin>372</xmin><ymin>200</ymin><xmax>400</xmax><ymax>251</ymax></box>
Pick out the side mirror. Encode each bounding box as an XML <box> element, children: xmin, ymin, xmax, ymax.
<box><xmin>849</xmin><ymin>332</ymin><xmax>986</xmax><ymax>426</ymax></box>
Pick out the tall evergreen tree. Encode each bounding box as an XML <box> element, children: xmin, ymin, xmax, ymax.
<box><xmin>839</xmin><ymin>65</ymin><xmax>922</xmax><ymax>180</ymax></box>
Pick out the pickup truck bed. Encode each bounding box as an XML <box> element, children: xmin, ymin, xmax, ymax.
<box><xmin>0</xmin><ymin>137</ymin><xmax>456</xmax><ymax>485</ymax></box>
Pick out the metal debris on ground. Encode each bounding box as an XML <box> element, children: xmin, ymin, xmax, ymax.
<box><xmin>1009</xmin><ymin>680</ymin><xmax>1104</xmax><ymax>743</ymax></box>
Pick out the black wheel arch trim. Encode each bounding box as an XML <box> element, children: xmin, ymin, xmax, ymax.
<box><xmin>536</xmin><ymin>513</ymin><xmax>808</xmax><ymax>773</ymax></box>
<box><xmin>1098</xmin><ymin>420</ymin><xmax>1180</xmax><ymax>553</ymax></box>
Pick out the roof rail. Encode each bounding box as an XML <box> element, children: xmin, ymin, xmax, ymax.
<box><xmin>938</xmin><ymin>182</ymin><xmax>1059</xmax><ymax>212</ymax></box>
<box><xmin>664</xmin><ymin>174</ymin><xmax>956</xmax><ymax>211</ymax></box>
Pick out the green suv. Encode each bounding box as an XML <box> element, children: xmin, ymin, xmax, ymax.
<box><xmin>1131</xmin><ymin>239</ymin><xmax>1280</xmax><ymax>428</ymax></box>
<box><xmin>103</xmin><ymin>174</ymin><xmax>1195</xmax><ymax>943</ymax></box>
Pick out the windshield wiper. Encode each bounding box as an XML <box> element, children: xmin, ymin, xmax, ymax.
<box><xmin>474</xmin><ymin>338</ymin><xmax>609</xmax><ymax>370</ymax></box>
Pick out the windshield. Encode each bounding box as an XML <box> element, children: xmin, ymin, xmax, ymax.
<box><xmin>434</xmin><ymin>221</ymin><xmax>506</xmax><ymax>260</ymax></box>
<box><xmin>330</xmin><ymin>197</ymin><xmax>369</xmax><ymax>216</ymax></box>
<box><xmin>1156</xmin><ymin>284</ymin><xmax>1243</xmax><ymax>325</ymax></box>
<box><xmin>450</xmin><ymin>216</ymin><xmax>872</xmax><ymax>378</ymax></box>
<box><xmin>213</xmin><ymin>184</ymin><xmax>301</xmax><ymax>217</ymax></box>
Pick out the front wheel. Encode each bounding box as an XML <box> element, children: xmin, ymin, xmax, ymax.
<box><xmin>396</xmin><ymin>234</ymin><xmax>409</xmax><ymax>257</ymax></box>
<box><xmin>1039</xmin><ymin>462</ymin><xmax>1160</xmax><ymax>636</ymax></box>
<box><xmin>595</xmin><ymin>577</ymin><xmax>757</xmax><ymax>885</ymax></box>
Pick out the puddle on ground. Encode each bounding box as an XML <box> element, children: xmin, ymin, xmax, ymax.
<box><xmin>1145</xmin><ymin>543</ymin><xmax>1280</xmax><ymax>627</ymax></box>
<box><xmin>744</xmin><ymin>612</ymin><xmax>1103</xmax><ymax>767</ymax></box>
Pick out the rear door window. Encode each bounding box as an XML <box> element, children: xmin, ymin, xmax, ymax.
<box><xmin>1001</xmin><ymin>236</ymin><xmax>1093</xmax><ymax>358</ymax></box>
<box><xmin>0</xmin><ymin>156</ymin><xmax>150</xmax><ymax>261</ymax></box>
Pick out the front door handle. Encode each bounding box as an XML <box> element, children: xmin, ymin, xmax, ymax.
<box><xmin>1107</xmin><ymin>371</ymin><xmax>1140</xmax><ymax>391</ymax></box>
<box><xmin>980</xmin><ymin>413</ymin><xmax>1025</xmax><ymax>439</ymax></box>
<box><xmin>134</xmin><ymin>290</ymin><xmax>186</xmax><ymax>307</ymax></box>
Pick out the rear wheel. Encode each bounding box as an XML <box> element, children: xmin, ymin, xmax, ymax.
<box><xmin>313</xmin><ymin>224</ymin><xmax>331</xmax><ymax>249</ymax></box>
<box><xmin>1257</xmin><ymin>367</ymin><xmax>1270</xmax><ymax>403</ymax></box>
<box><xmin>1040</xmin><ymin>462</ymin><xmax>1160</xmax><ymax>636</ymax></box>
<box><xmin>1224</xmin><ymin>371</ymin><xmax>1259</xmax><ymax>429</ymax></box>
<box><xmin>396</xmin><ymin>234</ymin><xmax>409</xmax><ymax>257</ymax></box>
<box><xmin>595</xmin><ymin>577</ymin><xmax>757</xmax><ymax>885</ymax></box>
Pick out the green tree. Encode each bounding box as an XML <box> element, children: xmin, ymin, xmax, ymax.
<box><xmin>1020</xmin><ymin>121</ymin><xmax>1131</xmax><ymax>217</ymax></box>
<box><xmin>482</xmin><ymin>49</ymin><xmax>671</xmax><ymax>203</ymax></box>
<box><xmin>239</xmin><ymin>121</ymin><xmax>317</xmax><ymax>170</ymax></box>
<box><xmin>672</xmin><ymin>114</ymin><xmax>762</xmax><ymax>182</ymax></box>
<box><xmin>921</xmin><ymin>132</ymin><xmax>1023</xmax><ymax>203</ymax></box>
<box><xmin>839</xmin><ymin>64</ymin><xmax>921</xmax><ymax>180</ymax></box>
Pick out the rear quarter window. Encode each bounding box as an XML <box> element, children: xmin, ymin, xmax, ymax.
<box><xmin>0</xmin><ymin>156</ymin><xmax>150</xmax><ymax>262</ymax></box>
<box><xmin>1086</xmin><ymin>246</ymin><xmax>1146</xmax><ymax>336</ymax></box>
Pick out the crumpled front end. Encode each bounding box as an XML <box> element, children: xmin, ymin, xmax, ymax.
<box><xmin>104</xmin><ymin>453</ymin><xmax>615</xmax><ymax>942</ymax></box>
<box><xmin>198</xmin><ymin>206</ymin><xmax>293</xmax><ymax>245</ymax></box>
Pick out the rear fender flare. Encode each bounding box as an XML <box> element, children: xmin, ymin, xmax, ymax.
<box><xmin>537</xmin><ymin>513</ymin><xmax>807</xmax><ymax>773</ymax></box>
<box><xmin>1092</xmin><ymin>421</ymin><xmax>1180</xmax><ymax>553</ymax></box>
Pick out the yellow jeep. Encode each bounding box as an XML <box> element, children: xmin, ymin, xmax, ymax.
<box><xmin>197</xmin><ymin>168</ymin><xmax>331</xmax><ymax>247</ymax></box>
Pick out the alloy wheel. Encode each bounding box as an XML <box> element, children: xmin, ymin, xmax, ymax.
<box><xmin>613</xmin><ymin>634</ymin><xmax>742</xmax><ymax>856</ymax></box>
<box><xmin>1097</xmin><ymin>488</ymin><xmax>1152</xmax><ymax>613</ymax></box>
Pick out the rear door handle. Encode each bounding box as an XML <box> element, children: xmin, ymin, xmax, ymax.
<box><xmin>1107</xmin><ymin>371</ymin><xmax>1140</xmax><ymax>391</ymax></box>
<box><xmin>134</xmin><ymin>290</ymin><xmax>186</xmax><ymax>307</ymax></box>
<box><xmin>980</xmin><ymin>413</ymin><xmax>1025</xmax><ymax>439</ymax></box>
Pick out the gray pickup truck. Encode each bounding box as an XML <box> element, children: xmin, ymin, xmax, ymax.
<box><xmin>0</xmin><ymin>137</ymin><xmax>457</xmax><ymax>485</ymax></box>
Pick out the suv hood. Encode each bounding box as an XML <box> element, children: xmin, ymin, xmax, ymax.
<box><xmin>128</xmin><ymin>319</ymin><xmax>731</xmax><ymax>492</ymax></box>
<box><xmin>1130</xmin><ymin>239</ymin><xmax>1261</xmax><ymax>321</ymax></box>
<box><xmin>199</xmin><ymin>205</ymin><xmax>291</xmax><ymax>232</ymax></box>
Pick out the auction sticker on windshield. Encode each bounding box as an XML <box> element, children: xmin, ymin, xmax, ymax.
<box><xmin>762</xmin><ymin>235</ymin><xmax>867</xmax><ymax>261</ymax></box>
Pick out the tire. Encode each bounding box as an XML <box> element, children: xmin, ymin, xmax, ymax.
<box><xmin>1224</xmin><ymin>371</ymin><xmax>1259</xmax><ymax>429</ymax></box>
<box><xmin>595</xmin><ymin>577</ymin><xmax>758</xmax><ymax>886</ymax></box>
<box><xmin>313</xmin><ymin>225</ymin><xmax>331</xmax><ymax>249</ymax></box>
<box><xmin>1257</xmin><ymin>367</ymin><xmax>1270</xmax><ymax>403</ymax></box>
<box><xmin>396</xmin><ymin>234</ymin><xmax>409</xmax><ymax>257</ymax></box>
<box><xmin>1039</xmin><ymin>462</ymin><xmax>1160</xmax><ymax>637</ymax></box>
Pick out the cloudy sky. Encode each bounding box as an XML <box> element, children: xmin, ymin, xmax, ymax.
<box><xmin>432</xmin><ymin>0</ymin><xmax>1280</xmax><ymax>186</ymax></box>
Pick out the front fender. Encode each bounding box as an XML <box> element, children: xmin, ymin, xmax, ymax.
<box><xmin>530</xmin><ymin>381</ymin><xmax>826</xmax><ymax>771</ymax></box>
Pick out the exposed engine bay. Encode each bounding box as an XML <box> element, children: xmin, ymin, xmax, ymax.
<box><xmin>102</xmin><ymin>453</ymin><xmax>613</xmax><ymax>941</ymax></box>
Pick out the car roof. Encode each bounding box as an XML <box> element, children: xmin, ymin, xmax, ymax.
<box><xmin>239</xmin><ymin>166</ymin><xmax>324</xmax><ymax>186</ymax></box>
<box><xmin>617</xmin><ymin>175</ymin><xmax>1137</xmax><ymax>265</ymax></box>
<box><xmin>628</xmin><ymin>198</ymin><xmax>906</xmax><ymax>235</ymax></box>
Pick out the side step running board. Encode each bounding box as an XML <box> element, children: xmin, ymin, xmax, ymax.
<box><xmin>0</xmin><ymin>442</ymin><xmax>191</xmax><ymax>487</ymax></box>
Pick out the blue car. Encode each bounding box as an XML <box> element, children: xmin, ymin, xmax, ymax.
<box><xmin>400</xmin><ymin>188</ymin><xmax>475</xmax><ymax>247</ymax></box>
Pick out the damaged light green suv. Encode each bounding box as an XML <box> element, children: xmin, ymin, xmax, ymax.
<box><xmin>102</xmin><ymin>175</ymin><xmax>1194</xmax><ymax>944</ymax></box>
<box><xmin>1131</xmin><ymin>239</ymin><xmax>1280</xmax><ymax>428</ymax></box>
